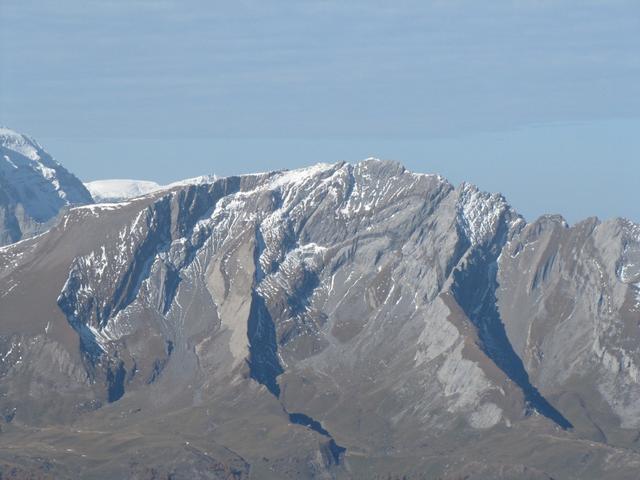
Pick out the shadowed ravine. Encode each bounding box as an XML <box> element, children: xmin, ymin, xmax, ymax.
<box><xmin>287</xmin><ymin>412</ymin><xmax>346</xmax><ymax>464</ymax></box>
<box><xmin>247</xmin><ymin>262</ymin><xmax>347</xmax><ymax>464</ymax></box>
<box><xmin>452</xmin><ymin>236</ymin><xmax>573</xmax><ymax>430</ymax></box>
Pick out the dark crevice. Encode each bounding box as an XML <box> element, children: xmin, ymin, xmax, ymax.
<box><xmin>451</xmin><ymin>217</ymin><xmax>572</xmax><ymax>430</ymax></box>
<box><xmin>288</xmin><ymin>412</ymin><xmax>331</xmax><ymax>436</ymax></box>
<box><xmin>147</xmin><ymin>358</ymin><xmax>167</xmax><ymax>384</ymax></box>
<box><xmin>288</xmin><ymin>412</ymin><xmax>346</xmax><ymax>464</ymax></box>
<box><xmin>246</xmin><ymin>294</ymin><xmax>347</xmax><ymax>464</ymax></box>
<box><xmin>57</xmin><ymin>281</ymin><xmax>103</xmax><ymax>366</ymax></box>
<box><xmin>247</xmin><ymin>291</ymin><xmax>283</xmax><ymax>398</ymax></box>
<box><xmin>247</xmin><ymin>228</ymin><xmax>284</xmax><ymax>397</ymax></box>
<box><xmin>161</xmin><ymin>267</ymin><xmax>181</xmax><ymax>314</ymax></box>
<box><xmin>106</xmin><ymin>361</ymin><xmax>126</xmax><ymax>403</ymax></box>
<box><xmin>247</xmin><ymin>233</ymin><xmax>347</xmax><ymax>464</ymax></box>
<box><xmin>144</xmin><ymin>341</ymin><xmax>175</xmax><ymax>384</ymax></box>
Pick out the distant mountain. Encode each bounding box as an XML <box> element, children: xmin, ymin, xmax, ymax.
<box><xmin>0</xmin><ymin>127</ymin><xmax>93</xmax><ymax>245</ymax></box>
<box><xmin>85</xmin><ymin>176</ymin><xmax>217</xmax><ymax>203</ymax></box>
<box><xmin>1</xmin><ymin>159</ymin><xmax>639</xmax><ymax>479</ymax></box>
<box><xmin>85</xmin><ymin>179</ymin><xmax>162</xmax><ymax>203</ymax></box>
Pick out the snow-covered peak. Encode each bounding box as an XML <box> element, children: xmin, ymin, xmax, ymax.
<box><xmin>0</xmin><ymin>128</ymin><xmax>93</xmax><ymax>245</ymax></box>
<box><xmin>0</xmin><ymin>128</ymin><xmax>92</xmax><ymax>205</ymax></box>
<box><xmin>0</xmin><ymin>127</ymin><xmax>42</xmax><ymax>161</ymax></box>
<box><xmin>85</xmin><ymin>179</ymin><xmax>162</xmax><ymax>203</ymax></box>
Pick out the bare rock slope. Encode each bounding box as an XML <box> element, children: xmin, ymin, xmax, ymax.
<box><xmin>0</xmin><ymin>159</ymin><xmax>639</xmax><ymax>479</ymax></box>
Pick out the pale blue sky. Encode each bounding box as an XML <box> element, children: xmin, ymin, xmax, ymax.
<box><xmin>1</xmin><ymin>0</ymin><xmax>639</xmax><ymax>223</ymax></box>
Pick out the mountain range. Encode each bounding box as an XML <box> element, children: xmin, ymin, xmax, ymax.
<box><xmin>0</xmin><ymin>129</ymin><xmax>639</xmax><ymax>479</ymax></box>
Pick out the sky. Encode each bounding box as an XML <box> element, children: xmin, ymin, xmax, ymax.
<box><xmin>1</xmin><ymin>0</ymin><xmax>639</xmax><ymax>223</ymax></box>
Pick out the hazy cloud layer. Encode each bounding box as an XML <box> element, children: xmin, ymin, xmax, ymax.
<box><xmin>2</xmin><ymin>0</ymin><xmax>639</xmax><ymax>138</ymax></box>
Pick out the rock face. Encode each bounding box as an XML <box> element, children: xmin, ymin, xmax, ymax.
<box><xmin>0</xmin><ymin>159</ymin><xmax>639</xmax><ymax>479</ymax></box>
<box><xmin>0</xmin><ymin>128</ymin><xmax>93</xmax><ymax>245</ymax></box>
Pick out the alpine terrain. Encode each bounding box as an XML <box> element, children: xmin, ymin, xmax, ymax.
<box><xmin>0</xmin><ymin>128</ymin><xmax>93</xmax><ymax>246</ymax></box>
<box><xmin>0</xmin><ymin>131</ymin><xmax>639</xmax><ymax>479</ymax></box>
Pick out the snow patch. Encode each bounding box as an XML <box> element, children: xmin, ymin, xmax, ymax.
<box><xmin>85</xmin><ymin>179</ymin><xmax>162</xmax><ymax>202</ymax></box>
<box><xmin>0</xmin><ymin>127</ymin><xmax>41</xmax><ymax>161</ymax></box>
<box><xmin>85</xmin><ymin>175</ymin><xmax>218</xmax><ymax>203</ymax></box>
<box><xmin>166</xmin><ymin>174</ymin><xmax>217</xmax><ymax>188</ymax></box>
<box><xmin>269</xmin><ymin>163</ymin><xmax>334</xmax><ymax>189</ymax></box>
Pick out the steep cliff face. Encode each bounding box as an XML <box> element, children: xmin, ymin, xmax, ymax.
<box><xmin>498</xmin><ymin>215</ymin><xmax>640</xmax><ymax>442</ymax></box>
<box><xmin>0</xmin><ymin>159</ymin><xmax>639</xmax><ymax>479</ymax></box>
<box><xmin>0</xmin><ymin>128</ymin><xmax>93</xmax><ymax>245</ymax></box>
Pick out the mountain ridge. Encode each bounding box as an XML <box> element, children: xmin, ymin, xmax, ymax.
<box><xmin>0</xmin><ymin>136</ymin><xmax>639</xmax><ymax>478</ymax></box>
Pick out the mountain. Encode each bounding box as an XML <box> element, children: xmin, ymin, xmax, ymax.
<box><xmin>85</xmin><ymin>179</ymin><xmax>162</xmax><ymax>203</ymax></box>
<box><xmin>85</xmin><ymin>176</ymin><xmax>218</xmax><ymax>203</ymax></box>
<box><xmin>0</xmin><ymin>128</ymin><xmax>93</xmax><ymax>245</ymax></box>
<box><xmin>1</xmin><ymin>159</ymin><xmax>639</xmax><ymax>479</ymax></box>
